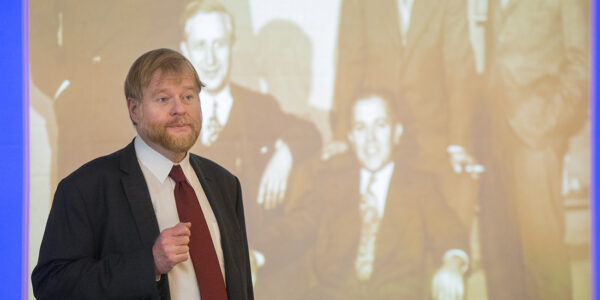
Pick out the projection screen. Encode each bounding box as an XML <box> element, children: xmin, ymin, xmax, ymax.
<box><xmin>29</xmin><ymin>0</ymin><xmax>591</xmax><ymax>299</ymax></box>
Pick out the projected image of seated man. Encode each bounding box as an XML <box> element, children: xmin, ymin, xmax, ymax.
<box><xmin>260</xmin><ymin>89</ymin><xmax>470</xmax><ymax>300</ymax></box>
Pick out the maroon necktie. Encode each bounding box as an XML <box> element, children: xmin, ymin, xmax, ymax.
<box><xmin>169</xmin><ymin>165</ymin><xmax>228</xmax><ymax>300</ymax></box>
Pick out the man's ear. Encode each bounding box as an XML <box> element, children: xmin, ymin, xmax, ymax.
<box><xmin>393</xmin><ymin>123</ymin><xmax>403</xmax><ymax>145</ymax></box>
<box><xmin>180</xmin><ymin>41</ymin><xmax>189</xmax><ymax>58</ymax></box>
<box><xmin>127</xmin><ymin>98</ymin><xmax>140</xmax><ymax>126</ymax></box>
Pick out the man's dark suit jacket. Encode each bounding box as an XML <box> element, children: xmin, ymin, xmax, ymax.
<box><xmin>32</xmin><ymin>141</ymin><xmax>254</xmax><ymax>300</ymax></box>
<box><xmin>259</xmin><ymin>154</ymin><xmax>467</xmax><ymax>300</ymax></box>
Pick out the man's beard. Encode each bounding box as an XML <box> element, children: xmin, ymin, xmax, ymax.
<box><xmin>138</xmin><ymin>117</ymin><xmax>201</xmax><ymax>154</ymax></box>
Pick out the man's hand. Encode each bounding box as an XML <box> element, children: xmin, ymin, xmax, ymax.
<box><xmin>257</xmin><ymin>140</ymin><xmax>293</xmax><ymax>210</ymax></box>
<box><xmin>431</xmin><ymin>255</ymin><xmax>466</xmax><ymax>300</ymax></box>
<box><xmin>321</xmin><ymin>140</ymin><xmax>349</xmax><ymax>161</ymax></box>
<box><xmin>447</xmin><ymin>145</ymin><xmax>484</xmax><ymax>179</ymax></box>
<box><xmin>152</xmin><ymin>222</ymin><xmax>191</xmax><ymax>275</ymax></box>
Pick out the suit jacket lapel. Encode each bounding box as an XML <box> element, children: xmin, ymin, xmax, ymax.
<box><xmin>188</xmin><ymin>156</ymin><xmax>229</xmax><ymax>235</ymax></box>
<box><xmin>346</xmin><ymin>170</ymin><xmax>363</xmax><ymax>258</ymax></box>
<box><xmin>189</xmin><ymin>156</ymin><xmax>236</xmax><ymax>265</ymax></box>
<box><xmin>373</xmin><ymin>162</ymin><xmax>425</xmax><ymax>273</ymax></box>
<box><xmin>323</xmin><ymin>169</ymin><xmax>362</xmax><ymax>274</ymax></box>
<box><xmin>374</xmin><ymin>169</ymin><xmax>414</xmax><ymax>263</ymax></box>
<box><xmin>402</xmin><ymin>0</ymin><xmax>436</xmax><ymax>63</ymax></box>
<box><xmin>189</xmin><ymin>155</ymin><xmax>244</xmax><ymax>296</ymax></box>
<box><xmin>119</xmin><ymin>141</ymin><xmax>161</xmax><ymax>246</ymax></box>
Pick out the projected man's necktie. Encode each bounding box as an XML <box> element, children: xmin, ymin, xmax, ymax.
<box><xmin>355</xmin><ymin>173</ymin><xmax>381</xmax><ymax>281</ymax></box>
<box><xmin>206</xmin><ymin>99</ymin><xmax>222</xmax><ymax>145</ymax></box>
<box><xmin>169</xmin><ymin>165</ymin><xmax>228</xmax><ymax>300</ymax></box>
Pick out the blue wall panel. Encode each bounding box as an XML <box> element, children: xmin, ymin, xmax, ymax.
<box><xmin>0</xmin><ymin>0</ymin><xmax>27</xmax><ymax>299</ymax></box>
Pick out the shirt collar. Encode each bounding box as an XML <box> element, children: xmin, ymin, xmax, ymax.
<box><xmin>360</xmin><ymin>162</ymin><xmax>395</xmax><ymax>187</ymax></box>
<box><xmin>134</xmin><ymin>135</ymin><xmax>191</xmax><ymax>184</ymax></box>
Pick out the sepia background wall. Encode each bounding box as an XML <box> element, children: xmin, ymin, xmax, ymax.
<box><xmin>29</xmin><ymin>0</ymin><xmax>591</xmax><ymax>299</ymax></box>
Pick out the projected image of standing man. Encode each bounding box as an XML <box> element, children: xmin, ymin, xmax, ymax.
<box><xmin>178</xmin><ymin>0</ymin><xmax>321</xmax><ymax>275</ymax></box>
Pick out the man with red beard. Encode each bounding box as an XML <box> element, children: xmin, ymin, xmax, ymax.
<box><xmin>32</xmin><ymin>48</ymin><xmax>254</xmax><ymax>300</ymax></box>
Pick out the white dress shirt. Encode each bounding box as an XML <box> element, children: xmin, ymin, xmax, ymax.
<box><xmin>397</xmin><ymin>0</ymin><xmax>415</xmax><ymax>46</ymax></box>
<box><xmin>200</xmin><ymin>85</ymin><xmax>234</xmax><ymax>146</ymax></box>
<box><xmin>135</xmin><ymin>136</ymin><xmax>226</xmax><ymax>300</ymax></box>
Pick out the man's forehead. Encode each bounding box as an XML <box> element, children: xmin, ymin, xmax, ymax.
<box><xmin>144</xmin><ymin>69</ymin><xmax>198</xmax><ymax>94</ymax></box>
<box><xmin>353</xmin><ymin>97</ymin><xmax>390</xmax><ymax>121</ymax></box>
<box><xmin>150</xmin><ymin>69</ymin><xmax>193</xmax><ymax>83</ymax></box>
<box><xmin>184</xmin><ymin>11</ymin><xmax>230</xmax><ymax>37</ymax></box>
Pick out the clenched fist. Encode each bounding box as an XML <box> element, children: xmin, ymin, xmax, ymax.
<box><xmin>153</xmin><ymin>222</ymin><xmax>191</xmax><ymax>275</ymax></box>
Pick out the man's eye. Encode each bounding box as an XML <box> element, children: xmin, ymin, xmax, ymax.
<box><xmin>215</xmin><ymin>40</ymin><xmax>227</xmax><ymax>48</ymax></box>
<box><xmin>194</xmin><ymin>41</ymin><xmax>206</xmax><ymax>49</ymax></box>
<box><xmin>353</xmin><ymin>124</ymin><xmax>365</xmax><ymax>131</ymax></box>
<box><xmin>185</xmin><ymin>95</ymin><xmax>194</xmax><ymax>101</ymax></box>
<box><xmin>376</xmin><ymin>121</ymin><xmax>389</xmax><ymax>128</ymax></box>
<box><xmin>157</xmin><ymin>97</ymin><xmax>168</xmax><ymax>102</ymax></box>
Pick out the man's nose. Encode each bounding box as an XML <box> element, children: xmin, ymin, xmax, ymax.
<box><xmin>171</xmin><ymin>97</ymin><xmax>187</xmax><ymax>115</ymax></box>
<box><xmin>366</xmin><ymin>127</ymin><xmax>377</xmax><ymax>142</ymax></box>
<box><xmin>205</xmin><ymin>46</ymin><xmax>216</xmax><ymax>65</ymax></box>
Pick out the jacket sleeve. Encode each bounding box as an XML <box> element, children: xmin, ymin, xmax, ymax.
<box><xmin>31</xmin><ymin>179</ymin><xmax>159</xmax><ymax>300</ymax></box>
<box><xmin>506</xmin><ymin>0</ymin><xmax>589</xmax><ymax>149</ymax></box>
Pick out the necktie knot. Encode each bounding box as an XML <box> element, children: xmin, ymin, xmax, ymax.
<box><xmin>204</xmin><ymin>99</ymin><xmax>222</xmax><ymax>146</ymax></box>
<box><xmin>169</xmin><ymin>165</ymin><xmax>187</xmax><ymax>183</ymax></box>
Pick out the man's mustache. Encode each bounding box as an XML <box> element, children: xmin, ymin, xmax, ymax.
<box><xmin>166</xmin><ymin>118</ymin><xmax>195</xmax><ymax>127</ymax></box>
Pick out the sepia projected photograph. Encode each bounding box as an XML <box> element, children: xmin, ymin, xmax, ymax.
<box><xmin>29</xmin><ymin>0</ymin><xmax>590</xmax><ymax>299</ymax></box>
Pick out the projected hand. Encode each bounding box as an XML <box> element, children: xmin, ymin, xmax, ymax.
<box><xmin>321</xmin><ymin>140</ymin><xmax>349</xmax><ymax>161</ymax></box>
<box><xmin>447</xmin><ymin>145</ymin><xmax>483</xmax><ymax>179</ymax></box>
<box><xmin>152</xmin><ymin>222</ymin><xmax>191</xmax><ymax>275</ymax></box>
<box><xmin>432</xmin><ymin>255</ymin><xmax>466</xmax><ymax>300</ymax></box>
<box><xmin>249</xmin><ymin>249</ymin><xmax>265</xmax><ymax>287</ymax></box>
<box><xmin>257</xmin><ymin>140</ymin><xmax>292</xmax><ymax>210</ymax></box>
